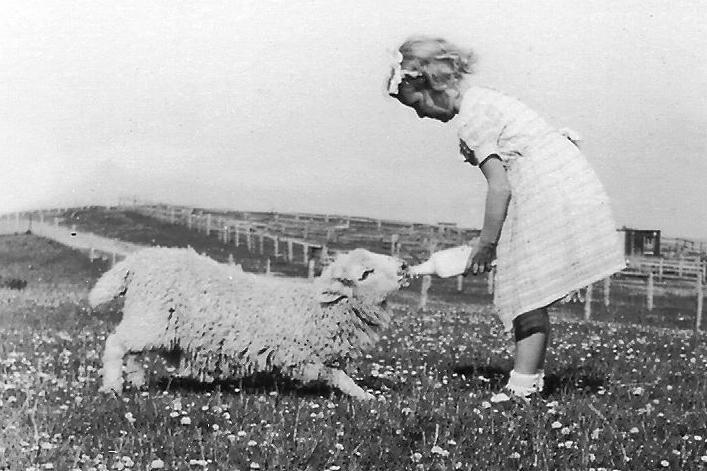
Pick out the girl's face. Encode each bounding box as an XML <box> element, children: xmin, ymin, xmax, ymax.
<box><xmin>396</xmin><ymin>82</ymin><xmax>458</xmax><ymax>122</ymax></box>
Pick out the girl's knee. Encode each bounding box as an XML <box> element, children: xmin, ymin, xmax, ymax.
<box><xmin>513</xmin><ymin>308</ymin><xmax>549</xmax><ymax>342</ymax></box>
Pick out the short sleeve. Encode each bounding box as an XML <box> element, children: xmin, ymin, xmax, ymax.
<box><xmin>457</xmin><ymin>101</ymin><xmax>506</xmax><ymax>165</ymax></box>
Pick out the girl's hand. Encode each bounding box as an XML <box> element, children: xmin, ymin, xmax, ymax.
<box><xmin>459</xmin><ymin>139</ymin><xmax>478</xmax><ymax>165</ymax></box>
<box><xmin>464</xmin><ymin>242</ymin><xmax>496</xmax><ymax>276</ymax></box>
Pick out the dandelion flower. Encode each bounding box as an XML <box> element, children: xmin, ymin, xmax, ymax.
<box><xmin>180</xmin><ymin>417</ymin><xmax>191</xmax><ymax>425</ymax></box>
<box><xmin>250</xmin><ymin>463</ymin><xmax>261</xmax><ymax>469</ymax></box>
<box><xmin>551</xmin><ymin>421</ymin><xmax>562</xmax><ymax>429</ymax></box>
<box><xmin>237</xmin><ymin>431</ymin><xmax>247</xmax><ymax>437</ymax></box>
<box><xmin>660</xmin><ymin>460</ymin><xmax>670</xmax><ymax>467</ymax></box>
<box><xmin>247</xmin><ymin>440</ymin><xmax>258</xmax><ymax>447</ymax></box>
<box><xmin>149</xmin><ymin>459</ymin><xmax>165</xmax><ymax>469</ymax></box>
<box><xmin>630</xmin><ymin>427</ymin><xmax>639</xmax><ymax>434</ymax></box>
<box><xmin>411</xmin><ymin>452</ymin><xmax>422</xmax><ymax>463</ymax></box>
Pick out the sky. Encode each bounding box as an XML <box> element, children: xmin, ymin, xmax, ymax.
<box><xmin>1</xmin><ymin>0</ymin><xmax>706</xmax><ymax>239</ymax></box>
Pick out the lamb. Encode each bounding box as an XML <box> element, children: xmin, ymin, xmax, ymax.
<box><xmin>88</xmin><ymin>246</ymin><xmax>410</xmax><ymax>400</ymax></box>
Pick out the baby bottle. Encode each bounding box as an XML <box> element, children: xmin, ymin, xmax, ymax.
<box><xmin>409</xmin><ymin>245</ymin><xmax>473</xmax><ymax>278</ymax></box>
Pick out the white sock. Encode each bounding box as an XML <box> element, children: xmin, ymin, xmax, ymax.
<box><xmin>506</xmin><ymin>370</ymin><xmax>542</xmax><ymax>398</ymax></box>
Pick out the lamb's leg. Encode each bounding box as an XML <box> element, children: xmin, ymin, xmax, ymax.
<box><xmin>296</xmin><ymin>363</ymin><xmax>374</xmax><ymax>401</ymax></box>
<box><xmin>99</xmin><ymin>333</ymin><xmax>127</xmax><ymax>393</ymax></box>
<box><xmin>125</xmin><ymin>354</ymin><xmax>146</xmax><ymax>388</ymax></box>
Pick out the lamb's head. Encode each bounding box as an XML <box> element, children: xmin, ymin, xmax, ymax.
<box><xmin>317</xmin><ymin>248</ymin><xmax>410</xmax><ymax>306</ymax></box>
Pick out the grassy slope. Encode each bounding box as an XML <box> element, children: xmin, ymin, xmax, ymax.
<box><xmin>1</xmin><ymin>228</ymin><xmax>706</xmax><ymax>469</ymax></box>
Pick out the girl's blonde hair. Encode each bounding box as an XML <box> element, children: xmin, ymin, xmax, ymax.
<box><xmin>393</xmin><ymin>36</ymin><xmax>476</xmax><ymax>92</ymax></box>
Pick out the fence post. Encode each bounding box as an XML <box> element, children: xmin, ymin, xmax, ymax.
<box><xmin>234</xmin><ymin>226</ymin><xmax>239</xmax><ymax>247</ymax></box>
<box><xmin>419</xmin><ymin>275</ymin><xmax>432</xmax><ymax>311</ymax></box>
<box><xmin>266</xmin><ymin>258</ymin><xmax>271</xmax><ymax>275</ymax></box>
<box><xmin>647</xmin><ymin>272</ymin><xmax>654</xmax><ymax>311</ymax></box>
<box><xmin>584</xmin><ymin>283</ymin><xmax>593</xmax><ymax>320</ymax></box>
<box><xmin>658</xmin><ymin>258</ymin><xmax>664</xmax><ymax>282</ymax></box>
<box><xmin>456</xmin><ymin>274</ymin><xmax>463</xmax><ymax>292</ymax></box>
<box><xmin>603</xmin><ymin>277</ymin><xmax>611</xmax><ymax>307</ymax></box>
<box><xmin>302</xmin><ymin>244</ymin><xmax>309</xmax><ymax>264</ymax></box>
<box><xmin>259</xmin><ymin>234</ymin><xmax>264</xmax><ymax>255</ymax></box>
<box><xmin>112</xmin><ymin>251</ymin><xmax>117</xmax><ymax>266</ymax></box>
<box><xmin>187</xmin><ymin>213</ymin><xmax>193</xmax><ymax>230</ymax></box>
<box><xmin>487</xmin><ymin>269</ymin><xmax>495</xmax><ymax>295</ymax></box>
<box><xmin>307</xmin><ymin>259</ymin><xmax>315</xmax><ymax>279</ymax></box>
<box><xmin>273</xmin><ymin>237</ymin><xmax>279</xmax><ymax>258</ymax></box>
<box><xmin>246</xmin><ymin>231</ymin><xmax>253</xmax><ymax>252</ymax></box>
<box><xmin>390</xmin><ymin>234</ymin><xmax>399</xmax><ymax>256</ymax></box>
<box><xmin>206</xmin><ymin>214</ymin><xmax>212</xmax><ymax>235</ymax></box>
<box><xmin>287</xmin><ymin>240</ymin><xmax>294</xmax><ymax>262</ymax></box>
<box><xmin>697</xmin><ymin>275</ymin><xmax>703</xmax><ymax>332</ymax></box>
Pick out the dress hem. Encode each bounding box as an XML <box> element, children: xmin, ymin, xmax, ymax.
<box><xmin>499</xmin><ymin>261</ymin><xmax>627</xmax><ymax>332</ymax></box>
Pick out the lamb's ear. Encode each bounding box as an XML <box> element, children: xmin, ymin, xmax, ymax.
<box><xmin>317</xmin><ymin>278</ymin><xmax>353</xmax><ymax>304</ymax></box>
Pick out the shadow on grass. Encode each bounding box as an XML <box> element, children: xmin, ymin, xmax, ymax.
<box><xmin>452</xmin><ymin>363</ymin><xmax>606</xmax><ymax>396</ymax></box>
<box><xmin>151</xmin><ymin>373</ymin><xmax>336</xmax><ymax>398</ymax></box>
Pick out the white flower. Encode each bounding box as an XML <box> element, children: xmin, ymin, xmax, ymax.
<box><xmin>249</xmin><ymin>463</ymin><xmax>260</xmax><ymax>470</ymax></box>
<box><xmin>631</xmin><ymin>386</ymin><xmax>644</xmax><ymax>396</ymax></box>
<box><xmin>247</xmin><ymin>440</ymin><xmax>258</xmax><ymax>447</ymax></box>
<box><xmin>149</xmin><ymin>459</ymin><xmax>165</xmax><ymax>469</ymax></box>
<box><xmin>630</xmin><ymin>427</ymin><xmax>639</xmax><ymax>434</ymax></box>
<box><xmin>551</xmin><ymin>421</ymin><xmax>563</xmax><ymax>429</ymax></box>
<box><xmin>124</xmin><ymin>412</ymin><xmax>136</xmax><ymax>424</ymax></box>
<box><xmin>411</xmin><ymin>452</ymin><xmax>423</xmax><ymax>463</ymax></box>
<box><xmin>180</xmin><ymin>417</ymin><xmax>191</xmax><ymax>425</ymax></box>
<box><xmin>510</xmin><ymin>452</ymin><xmax>521</xmax><ymax>459</ymax></box>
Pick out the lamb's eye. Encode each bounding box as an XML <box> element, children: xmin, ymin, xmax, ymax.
<box><xmin>359</xmin><ymin>269</ymin><xmax>374</xmax><ymax>281</ymax></box>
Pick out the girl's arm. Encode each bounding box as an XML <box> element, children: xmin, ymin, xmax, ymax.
<box><xmin>466</xmin><ymin>155</ymin><xmax>511</xmax><ymax>275</ymax></box>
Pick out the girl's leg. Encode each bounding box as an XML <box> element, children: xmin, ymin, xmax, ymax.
<box><xmin>506</xmin><ymin>307</ymin><xmax>550</xmax><ymax>397</ymax></box>
<box><xmin>512</xmin><ymin>307</ymin><xmax>550</xmax><ymax>373</ymax></box>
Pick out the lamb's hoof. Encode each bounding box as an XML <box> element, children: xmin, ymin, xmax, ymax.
<box><xmin>126</xmin><ymin>373</ymin><xmax>146</xmax><ymax>388</ymax></box>
<box><xmin>351</xmin><ymin>390</ymin><xmax>375</xmax><ymax>401</ymax></box>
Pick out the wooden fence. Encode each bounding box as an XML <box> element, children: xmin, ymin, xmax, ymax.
<box><xmin>2</xmin><ymin>204</ymin><xmax>704</xmax><ymax>332</ymax></box>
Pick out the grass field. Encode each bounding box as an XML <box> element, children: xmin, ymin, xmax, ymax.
<box><xmin>1</xmin><ymin>221</ymin><xmax>706</xmax><ymax>469</ymax></box>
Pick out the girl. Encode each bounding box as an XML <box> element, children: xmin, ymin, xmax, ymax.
<box><xmin>387</xmin><ymin>36</ymin><xmax>625</xmax><ymax>398</ymax></box>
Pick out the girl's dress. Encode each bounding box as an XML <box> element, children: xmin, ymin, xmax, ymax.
<box><xmin>455</xmin><ymin>85</ymin><xmax>625</xmax><ymax>331</ymax></box>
